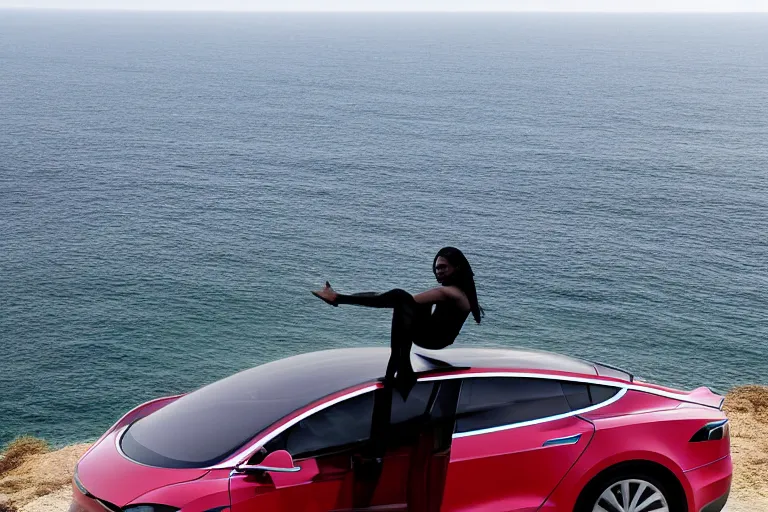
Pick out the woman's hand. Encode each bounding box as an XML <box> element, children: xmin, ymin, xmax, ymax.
<box><xmin>311</xmin><ymin>281</ymin><xmax>339</xmax><ymax>307</ymax></box>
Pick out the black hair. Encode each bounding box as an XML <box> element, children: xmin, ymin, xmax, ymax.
<box><xmin>432</xmin><ymin>247</ymin><xmax>484</xmax><ymax>324</ymax></box>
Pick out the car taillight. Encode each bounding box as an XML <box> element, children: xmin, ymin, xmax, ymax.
<box><xmin>689</xmin><ymin>419</ymin><xmax>729</xmax><ymax>442</ymax></box>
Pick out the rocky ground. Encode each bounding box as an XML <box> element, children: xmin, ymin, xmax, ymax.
<box><xmin>1</xmin><ymin>386</ymin><xmax>767</xmax><ymax>512</ymax></box>
<box><xmin>721</xmin><ymin>386</ymin><xmax>768</xmax><ymax>512</ymax></box>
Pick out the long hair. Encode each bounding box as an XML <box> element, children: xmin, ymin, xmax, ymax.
<box><xmin>432</xmin><ymin>247</ymin><xmax>484</xmax><ymax>324</ymax></box>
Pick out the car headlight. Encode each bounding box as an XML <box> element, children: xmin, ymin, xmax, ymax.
<box><xmin>123</xmin><ymin>506</ymin><xmax>179</xmax><ymax>512</ymax></box>
<box><xmin>73</xmin><ymin>464</ymin><xmax>90</xmax><ymax>496</ymax></box>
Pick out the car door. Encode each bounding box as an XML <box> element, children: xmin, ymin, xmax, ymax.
<box><xmin>439</xmin><ymin>377</ymin><xmax>598</xmax><ymax>512</ymax></box>
<box><xmin>229</xmin><ymin>380</ymin><xmax>461</xmax><ymax>512</ymax></box>
<box><xmin>229</xmin><ymin>390</ymin><xmax>376</xmax><ymax>512</ymax></box>
<box><xmin>365</xmin><ymin>379</ymin><xmax>462</xmax><ymax>512</ymax></box>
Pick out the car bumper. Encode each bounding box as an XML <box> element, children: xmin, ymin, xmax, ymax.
<box><xmin>685</xmin><ymin>455</ymin><xmax>732</xmax><ymax>512</ymax></box>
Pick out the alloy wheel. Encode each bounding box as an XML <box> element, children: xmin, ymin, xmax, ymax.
<box><xmin>592</xmin><ymin>478</ymin><xmax>670</xmax><ymax>512</ymax></box>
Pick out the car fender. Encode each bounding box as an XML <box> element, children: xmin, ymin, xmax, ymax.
<box><xmin>126</xmin><ymin>469</ymin><xmax>231</xmax><ymax>512</ymax></box>
<box><xmin>540</xmin><ymin>429</ymin><xmax>693</xmax><ymax>511</ymax></box>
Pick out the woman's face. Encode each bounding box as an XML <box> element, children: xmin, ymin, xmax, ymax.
<box><xmin>434</xmin><ymin>256</ymin><xmax>457</xmax><ymax>284</ymax></box>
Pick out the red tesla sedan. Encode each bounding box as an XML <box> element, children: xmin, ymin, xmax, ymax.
<box><xmin>70</xmin><ymin>347</ymin><xmax>731</xmax><ymax>512</ymax></box>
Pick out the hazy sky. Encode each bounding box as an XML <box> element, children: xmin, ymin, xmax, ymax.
<box><xmin>3</xmin><ymin>0</ymin><xmax>768</xmax><ymax>12</ymax></box>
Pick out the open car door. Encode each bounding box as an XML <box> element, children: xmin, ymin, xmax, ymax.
<box><xmin>357</xmin><ymin>379</ymin><xmax>462</xmax><ymax>512</ymax></box>
<box><xmin>229</xmin><ymin>379</ymin><xmax>461</xmax><ymax>512</ymax></box>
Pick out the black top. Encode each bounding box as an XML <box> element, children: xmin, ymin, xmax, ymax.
<box><xmin>419</xmin><ymin>301</ymin><xmax>470</xmax><ymax>349</ymax></box>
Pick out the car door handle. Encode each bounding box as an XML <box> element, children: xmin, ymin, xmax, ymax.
<box><xmin>542</xmin><ymin>434</ymin><xmax>582</xmax><ymax>447</ymax></box>
<box><xmin>235</xmin><ymin>464</ymin><xmax>301</xmax><ymax>474</ymax></box>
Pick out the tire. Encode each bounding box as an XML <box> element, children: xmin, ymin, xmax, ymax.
<box><xmin>576</xmin><ymin>470</ymin><xmax>683</xmax><ymax>512</ymax></box>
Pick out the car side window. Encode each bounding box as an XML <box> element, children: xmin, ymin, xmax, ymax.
<box><xmin>588</xmin><ymin>384</ymin><xmax>620</xmax><ymax>405</ymax></box>
<box><xmin>561</xmin><ymin>381</ymin><xmax>592</xmax><ymax>410</ymax></box>
<box><xmin>263</xmin><ymin>391</ymin><xmax>374</xmax><ymax>460</ymax></box>
<box><xmin>390</xmin><ymin>381</ymin><xmax>436</xmax><ymax>425</ymax></box>
<box><xmin>561</xmin><ymin>381</ymin><xmax>620</xmax><ymax>409</ymax></box>
<box><xmin>381</xmin><ymin>382</ymin><xmax>438</xmax><ymax>448</ymax></box>
<box><xmin>455</xmin><ymin>377</ymin><xmax>572</xmax><ymax>434</ymax></box>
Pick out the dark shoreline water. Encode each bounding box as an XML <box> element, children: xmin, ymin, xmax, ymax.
<box><xmin>1</xmin><ymin>12</ymin><xmax>766</xmax><ymax>447</ymax></box>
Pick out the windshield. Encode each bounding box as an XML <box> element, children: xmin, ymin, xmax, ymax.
<box><xmin>120</xmin><ymin>348</ymin><xmax>390</xmax><ymax>468</ymax></box>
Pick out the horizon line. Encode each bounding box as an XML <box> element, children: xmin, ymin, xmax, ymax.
<box><xmin>3</xmin><ymin>7</ymin><xmax>768</xmax><ymax>14</ymax></box>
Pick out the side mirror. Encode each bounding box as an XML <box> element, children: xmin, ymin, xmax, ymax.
<box><xmin>235</xmin><ymin>450</ymin><xmax>301</xmax><ymax>474</ymax></box>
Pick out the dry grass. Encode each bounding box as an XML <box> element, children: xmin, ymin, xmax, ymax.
<box><xmin>0</xmin><ymin>438</ymin><xmax>49</xmax><ymax>476</ymax></box>
<box><xmin>0</xmin><ymin>439</ymin><xmax>89</xmax><ymax>510</ymax></box>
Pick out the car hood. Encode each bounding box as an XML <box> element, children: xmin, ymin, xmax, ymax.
<box><xmin>77</xmin><ymin>429</ymin><xmax>209</xmax><ymax>507</ymax></box>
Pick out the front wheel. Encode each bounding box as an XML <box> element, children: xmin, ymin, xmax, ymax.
<box><xmin>578</xmin><ymin>474</ymin><xmax>679</xmax><ymax>512</ymax></box>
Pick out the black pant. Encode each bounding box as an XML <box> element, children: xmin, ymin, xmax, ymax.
<box><xmin>337</xmin><ymin>289</ymin><xmax>453</xmax><ymax>507</ymax></box>
<box><xmin>336</xmin><ymin>288</ymin><xmax>453</xmax><ymax>379</ymax></box>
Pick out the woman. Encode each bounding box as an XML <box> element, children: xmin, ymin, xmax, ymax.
<box><xmin>312</xmin><ymin>247</ymin><xmax>483</xmax><ymax>396</ymax></box>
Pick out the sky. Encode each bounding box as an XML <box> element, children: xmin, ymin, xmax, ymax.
<box><xmin>2</xmin><ymin>0</ymin><xmax>768</xmax><ymax>12</ymax></box>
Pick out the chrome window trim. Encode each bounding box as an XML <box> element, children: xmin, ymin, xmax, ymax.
<box><xmin>452</xmin><ymin>387</ymin><xmax>627</xmax><ymax>439</ymax></box>
<box><xmin>206</xmin><ymin>369</ymin><xmax>706</xmax><ymax>468</ymax></box>
<box><xmin>418</xmin><ymin>371</ymin><xmax>693</xmax><ymax>403</ymax></box>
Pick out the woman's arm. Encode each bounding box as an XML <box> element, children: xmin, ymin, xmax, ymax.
<box><xmin>413</xmin><ymin>286</ymin><xmax>470</xmax><ymax>311</ymax></box>
<box><xmin>412</xmin><ymin>287</ymin><xmax>451</xmax><ymax>305</ymax></box>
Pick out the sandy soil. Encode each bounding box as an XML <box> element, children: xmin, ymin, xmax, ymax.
<box><xmin>720</xmin><ymin>386</ymin><xmax>768</xmax><ymax>512</ymax></box>
<box><xmin>1</xmin><ymin>386</ymin><xmax>767</xmax><ymax>512</ymax></box>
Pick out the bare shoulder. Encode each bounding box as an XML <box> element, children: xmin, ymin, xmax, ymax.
<box><xmin>442</xmin><ymin>285</ymin><xmax>463</xmax><ymax>299</ymax></box>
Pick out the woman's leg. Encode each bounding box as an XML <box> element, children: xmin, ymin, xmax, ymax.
<box><xmin>386</xmin><ymin>293</ymin><xmax>419</xmax><ymax>377</ymax></box>
<box><xmin>314</xmin><ymin>286</ymin><xmax>431</xmax><ymax>396</ymax></box>
<box><xmin>335</xmin><ymin>289</ymin><xmax>428</xmax><ymax>390</ymax></box>
<box><xmin>334</xmin><ymin>288</ymin><xmax>415</xmax><ymax>308</ymax></box>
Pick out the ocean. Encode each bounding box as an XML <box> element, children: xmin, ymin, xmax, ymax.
<box><xmin>0</xmin><ymin>12</ymin><xmax>766</xmax><ymax>448</ymax></box>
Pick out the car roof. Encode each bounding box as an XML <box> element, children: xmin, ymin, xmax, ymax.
<box><xmin>416</xmin><ymin>347</ymin><xmax>633</xmax><ymax>382</ymax></box>
<box><xmin>246</xmin><ymin>346</ymin><xmax>615</xmax><ymax>397</ymax></box>
<box><xmin>122</xmin><ymin>346</ymin><xmax>632</xmax><ymax>469</ymax></box>
<box><xmin>414</xmin><ymin>346</ymin><xmax>600</xmax><ymax>375</ymax></box>
<box><xmin>197</xmin><ymin>346</ymin><xmax>628</xmax><ymax>420</ymax></box>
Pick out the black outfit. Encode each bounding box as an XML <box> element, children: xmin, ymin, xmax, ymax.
<box><xmin>334</xmin><ymin>288</ymin><xmax>469</xmax><ymax>385</ymax></box>
<box><xmin>326</xmin><ymin>287</ymin><xmax>469</xmax><ymax>507</ymax></box>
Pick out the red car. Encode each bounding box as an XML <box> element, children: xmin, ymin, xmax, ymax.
<box><xmin>71</xmin><ymin>347</ymin><xmax>731</xmax><ymax>512</ymax></box>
